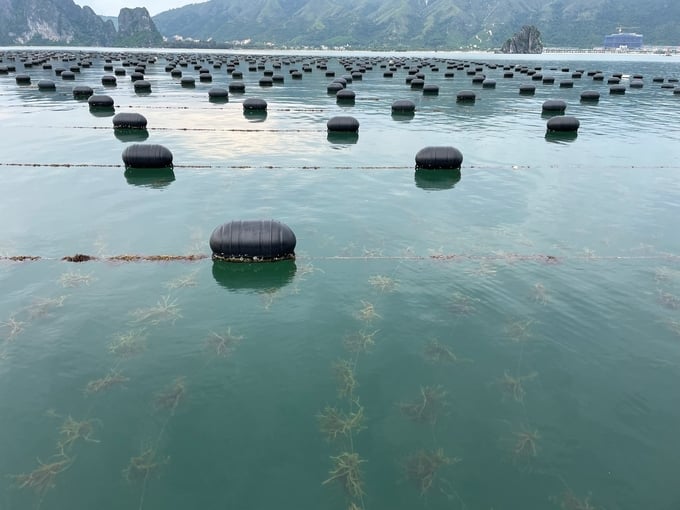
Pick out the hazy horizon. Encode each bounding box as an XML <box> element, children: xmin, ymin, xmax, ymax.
<box><xmin>74</xmin><ymin>0</ymin><xmax>209</xmax><ymax>16</ymax></box>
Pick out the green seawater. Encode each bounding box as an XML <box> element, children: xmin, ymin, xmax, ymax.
<box><xmin>1</xmin><ymin>49</ymin><xmax>680</xmax><ymax>510</ymax></box>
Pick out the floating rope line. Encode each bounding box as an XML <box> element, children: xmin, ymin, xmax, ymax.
<box><xmin>0</xmin><ymin>162</ymin><xmax>414</xmax><ymax>170</ymax></box>
<box><xmin>3</xmin><ymin>103</ymin><xmax>331</xmax><ymax>112</ymax></box>
<box><xmin>2</xmin><ymin>253</ymin><xmax>680</xmax><ymax>264</ymax></box>
<box><xmin>1</xmin><ymin>162</ymin><xmax>678</xmax><ymax>171</ymax></box>
<box><xmin>24</xmin><ymin>125</ymin><xmax>325</xmax><ymax>133</ymax></box>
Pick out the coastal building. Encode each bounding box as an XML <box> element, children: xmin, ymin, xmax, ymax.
<box><xmin>604</xmin><ymin>32</ymin><xmax>643</xmax><ymax>49</ymax></box>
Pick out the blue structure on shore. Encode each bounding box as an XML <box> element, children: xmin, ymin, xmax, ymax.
<box><xmin>604</xmin><ymin>32</ymin><xmax>643</xmax><ymax>49</ymax></box>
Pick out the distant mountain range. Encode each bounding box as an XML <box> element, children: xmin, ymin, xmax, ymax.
<box><xmin>0</xmin><ymin>0</ymin><xmax>162</xmax><ymax>46</ymax></box>
<box><xmin>152</xmin><ymin>0</ymin><xmax>680</xmax><ymax>48</ymax></box>
<box><xmin>0</xmin><ymin>0</ymin><xmax>678</xmax><ymax>49</ymax></box>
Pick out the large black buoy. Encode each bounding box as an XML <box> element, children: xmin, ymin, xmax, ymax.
<box><xmin>546</xmin><ymin>116</ymin><xmax>580</xmax><ymax>132</ymax></box>
<box><xmin>243</xmin><ymin>97</ymin><xmax>267</xmax><ymax>111</ymax></box>
<box><xmin>327</xmin><ymin>82</ymin><xmax>344</xmax><ymax>94</ymax></box>
<box><xmin>542</xmin><ymin>99</ymin><xmax>567</xmax><ymax>113</ymax></box>
<box><xmin>72</xmin><ymin>85</ymin><xmax>94</xmax><ymax>99</ymax></box>
<box><xmin>88</xmin><ymin>94</ymin><xmax>114</xmax><ymax>108</ymax></box>
<box><xmin>415</xmin><ymin>146</ymin><xmax>464</xmax><ymax>169</ymax></box>
<box><xmin>208</xmin><ymin>87</ymin><xmax>229</xmax><ymax>101</ymax></box>
<box><xmin>580</xmin><ymin>90</ymin><xmax>600</xmax><ymax>102</ymax></box>
<box><xmin>391</xmin><ymin>99</ymin><xmax>416</xmax><ymax>114</ymax></box>
<box><xmin>37</xmin><ymin>79</ymin><xmax>56</xmax><ymax>90</ymax></box>
<box><xmin>456</xmin><ymin>90</ymin><xmax>476</xmax><ymax>102</ymax></box>
<box><xmin>210</xmin><ymin>220</ymin><xmax>296</xmax><ymax>262</ymax></box>
<box><xmin>122</xmin><ymin>144</ymin><xmax>173</xmax><ymax>169</ymax></box>
<box><xmin>229</xmin><ymin>81</ymin><xmax>245</xmax><ymax>93</ymax></box>
<box><xmin>180</xmin><ymin>76</ymin><xmax>195</xmax><ymax>87</ymax></box>
<box><xmin>15</xmin><ymin>74</ymin><xmax>31</xmax><ymax>85</ymax></box>
<box><xmin>327</xmin><ymin>116</ymin><xmax>359</xmax><ymax>133</ymax></box>
<box><xmin>101</xmin><ymin>75</ymin><xmax>117</xmax><ymax>86</ymax></box>
<box><xmin>423</xmin><ymin>84</ymin><xmax>439</xmax><ymax>95</ymax></box>
<box><xmin>113</xmin><ymin>112</ymin><xmax>147</xmax><ymax>129</ymax></box>
<box><xmin>336</xmin><ymin>88</ymin><xmax>356</xmax><ymax>103</ymax></box>
<box><xmin>519</xmin><ymin>84</ymin><xmax>536</xmax><ymax>95</ymax></box>
<box><xmin>134</xmin><ymin>80</ymin><xmax>151</xmax><ymax>92</ymax></box>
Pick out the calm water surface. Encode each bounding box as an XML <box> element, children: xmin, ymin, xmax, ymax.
<box><xmin>1</xmin><ymin>48</ymin><xmax>680</xmax><ymax>510</ymax></box>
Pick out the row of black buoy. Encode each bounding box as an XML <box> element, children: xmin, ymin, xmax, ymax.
<box><xmin>4</xmin><ymin>49</ymin><xmax>680</xmax><ymax>85</ymax></box>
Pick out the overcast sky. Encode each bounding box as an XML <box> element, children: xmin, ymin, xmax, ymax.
<box><xmin>75</xmin><ymin>0</ymin><xmax>207</xmax><ymax>16</ymax></box>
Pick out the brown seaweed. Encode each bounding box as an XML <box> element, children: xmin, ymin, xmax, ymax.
<box><xmin>403</xmin><ymin>448</ymin><xmax>458</xmax><ymax>495</ymax></box>
<box><xmin>399</xmin><ymin>385</ymin><xmax>448</xmax><ymax>425</ymax></box>
<box><xmin>12</xmin><ymin>453</ymin><xmax>74</xmax><ymax>497</ymax></box>
<box><xmin>317</xmin><ymin>404</ymin><xmax>365</xmax><ymax>441</ymax></box>
<box><xmin>322</xmin><ymin>452</ymin><xmax>366</xmax><ymax>499</ymax></box>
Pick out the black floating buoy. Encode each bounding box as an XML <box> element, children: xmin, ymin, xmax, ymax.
<box><xmin>259</xmin><ymin>77</ymin><xmax>273</xmax><ymax>86</ymax></box>
<box><xmin>243</xmin><ymin>98</ymin><xmax>267</xmax><ymax>111</ymax></box>
<box><xmin>72</xmin><ymin>85</ymin><xmax>94</xmax><ymax>99</ymax></box>
<box><xmin>210</xmin><ymin>220</ymin><xmax>296</xmax><ymax>262</ymax></box>
<box><xmin>180</xmin><ymin>76</ymin><xmax>195</xmax><ymax>87</ymax></box>
<box><xmin>559</xmin><ymin>80</ymin><xmax>574</xmax><ymax>88</ymax></box>
<box><xmin>122</xmin><ymin>144</ymin><xmax>173</xmax><ymax>169</ymax></box>
<box><xmin>519</xmin><ymin>84</ymin><xmax>536</xmax><ymax>95</ymax></box>
<box><xmin>88</xmin><ymin>94</ymin><xmax>114</xmax><ymax>108</ymax></box>
<box><xmin>423</xmin><ymin>84</ymin><xmax>439</xmax><ymax>95</ymax></box>
<box><xmin>327</xmin><ymin>116</ymin><xmax>359</xmax><ymax>133</ymax></box>
<box><xmin>113</xmin><ymin>112</ymin><xmax>148</xmax><ymax>129</ymax></box>
<box><xmin>391</xmin><ymin>99</ymin><xmax>416</xmax><ymax>113</ymax></box>
<box><xmin>415</xmin><ymin>146</ymin><xmax>464</xmax><ymax>170</ymax></box>
<box><xmin>134</xmin><ymin>80</ymin><xmax>151</xmax><ymax>92</ymax></box>
<box><xmin>101</xmin><ymin>75</ymin><xmax>117</xmax><ymax>86</ymax></box>
<box><xmin>208</xmin><ymin>87</ymin><xmax>229</xmax><ymax>100</ymax></box>
<box><xmin>15</xmin><ymin>74</ymin><xmax>31</xmax><ymax>85</ymax></box>
<box><xmin>456</xmin><ymin>90</ymin><xmax>476</xmax><ymax>102</ymax></box>
<box><xmin>542</xmin><ymin>99</ymin><xmax>567</xmax><ymax>113</ymax></box>
<box><xmin>630</xmin><ymin>80</ymin><xmax>644</xmax><ymax>88</ymax></box>
<box><xmin>229</xmin><ymin>81</ymin><xmax>245</xmax><ymax>93</ymax></box>
<box><xmin>482</xmin><ymin>79</ymin><xmax>496</xmax><ymax>88</ymax></box>
<box><xmin>580</xmin><ymin>90</ymin><xmax>600</xmax><ymax>102</ymax></box>
<box><xmin>336</xmin><ymin>89</ymin><xmax>355</xmax><ymax>103</ymax></box>
<box><xmin>609</xmin><ymin>84</ymin><xmax>626</xmax><ymax>95</ymax></box>
<box><xmin>546</xmin><ymin>115</ymin><xmax>580</xmax><ymax>132</ymax></box>
<box><xmin>37</xmin><ymin>79</ymin><xmax>56</xmax><ymax>90</ymax></box>
<box><xmin>327</xmin><ymin>82</ymin><xmax>344</xmax><ymax>94</ymax></box>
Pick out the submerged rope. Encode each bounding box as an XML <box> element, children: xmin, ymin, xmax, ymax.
<box><xmin>1</xmin><ymin>253</ymin><xmax>679</xmax><ymax>264</ymax></box>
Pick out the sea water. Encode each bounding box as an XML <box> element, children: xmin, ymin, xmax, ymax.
<box><xmin>0</xmin><ymin>49</ymin><xmax>679</xmax><ymax>510</ymax></box>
